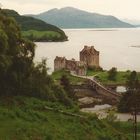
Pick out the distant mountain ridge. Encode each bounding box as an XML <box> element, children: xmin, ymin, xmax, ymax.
<box><xmin>26</xmin><ymin>7</ymin><xmax>134</xmax><ymax>29</ymax></box>
<box><xmin>122</xmin><ymin>19</ymin><xmax>140</xmax><ymax>25</ymax></box>
<box><xmin>122</xmin><ymin>19</ymin><xmax>140</xmax><ymax>27</ymax></box>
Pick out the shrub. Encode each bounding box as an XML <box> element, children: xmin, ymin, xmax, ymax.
<box><xmin>108</xmin><ymin>67</ymin><xmax>117</xmax><ymax>81</ymax></box>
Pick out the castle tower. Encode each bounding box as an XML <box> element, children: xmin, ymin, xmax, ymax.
<box><xmin>80</xmin><ymin>46</ymin><xmax>99</xmax><ymax>68</ymax></box>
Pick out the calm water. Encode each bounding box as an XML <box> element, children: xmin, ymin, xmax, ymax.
<box><xmin>35</xmin><ymin>28</ymin><xmax>140</xmax><ymax>73</ymax></box>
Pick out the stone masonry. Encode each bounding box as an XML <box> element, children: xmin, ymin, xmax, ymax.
<box><xmin>54</xmin><ymin>46</ymin><xmax>100</xmax><ymax>76</ymax></box>
<box><xmin>80</xmin><ymin>46</ymin><xmax>99</xmax><ymax>68</ymax></box>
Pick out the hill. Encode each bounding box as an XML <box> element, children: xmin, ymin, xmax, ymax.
<box><xmin>2</xmin><ymin>9</ymin><xmax>67</xmax><ymax>41</ymax></box>
<box><xmin>28</xmin><ymin>7</ymin><xmax>134</xmax><ymax>29</ymax></box>
<box><xmin>0</xmin><ymin>96</ymin><xmax>137</xmax><ymax>140</ymax></box>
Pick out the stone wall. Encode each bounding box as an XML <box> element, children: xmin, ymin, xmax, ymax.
<box><xmin>54</xmin><ymin>56</ymin><xmax>66</xmax><ymax>71</ymax></box>
<box><xmin>54</xmin><ymin>45</ymin><xmax>100</xmax><ymax>75</ymax></box>
<box><xmin>54</xmin><ymin>57</ymin><xmax>86</xmax><ymax>76</ymax></box>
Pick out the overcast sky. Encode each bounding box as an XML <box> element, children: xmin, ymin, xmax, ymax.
<box><xmin>1</xmin><ymin>0</ymin><xmax>140</xmax><ymax>19</ymax></box>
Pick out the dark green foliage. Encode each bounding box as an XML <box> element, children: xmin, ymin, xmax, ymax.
<box><xmin>126</xmin><ymin>71</ymin><xmax>139</xmax><ymax>90</ymax></box>
<box><xmin>0</xmin><ymin>10</ymin><xmax>72</xmax><ymax>106</ymax></box>
<box><xmin>88</xmin><ymin>66</ymin><xmax>103</xmax><ymax>72</ymax></box>
<box><xmin>60</xmin><ymin>75</ymin><xmax>71</xmax><ymax>91</ymax></box>
<box><xmin>0</xmin><ymin>96</ymin><xmax>133</xmax><ymax>140</ymax></box>
<box><xmin>53</xmin><ymin>85</ymin><xmax>73</xmax><ymax>106</ymax></box>
<box><xmin>118</xmin><ymin>71</ymin><xmax>140</xmax><ymax>112</ymax></box>
<box><xmin>60</xmin><ymin>74</ymin><xmax>75</xmax><ymax>99</ymax></box>
<box><xmin>108</xmin><ymin>67</ymin><xmax>117</xmax><ymax>81</ymax></box>
<box><xmin>0</xmin><ymin>10</ymin><xmax>35</xmax><ymax>95</ymax></box>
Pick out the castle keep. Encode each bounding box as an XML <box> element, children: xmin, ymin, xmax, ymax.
<box><xmin>80</xmin><ymin>46</ymin><xmax>99</xmax><ymax>68</ymax></box>
<box><xmin>54</xmin><ymin>46</ymin><xmax>100</xmax><ymax>76</ymax></box>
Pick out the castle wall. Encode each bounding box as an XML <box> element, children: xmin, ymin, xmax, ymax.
<box><xmin>54</xmin><ymin>46</ymin><xmax>100</xmax><ymax>76</ymax></box>
<box><xmin>76</xmin><ymin>67</ymin><xmax>87</xmax><ymax>76</ymax></box>
<box><xmin>54</xmin><ymin>57</ymin><xmax>66</xmax><ymax>71</ymax></box>
<box><xmin>90</xmin><ymin>54</ymin><xmax>99</xmax><ymax>67</ymax></box>
<box><xmin>66</xmin><ymin>60</ymin><xmax>77</xmax><ymax>72</ymax></box>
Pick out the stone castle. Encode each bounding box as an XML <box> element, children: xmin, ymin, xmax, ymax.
<box><xmin>54</xmin><ymin>46</ymin><xmax>100</xmax><ymax>76</ymax></box>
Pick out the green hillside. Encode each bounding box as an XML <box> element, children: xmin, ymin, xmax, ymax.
<box><xmin>2</xmin><ymin>9</ymin><xmax>68</xmax><ymax>42</ymax></box>
<box><xmin>0</xmin><ymin>96</ymin><xmax>136</xmax><ymax>140</ymax></box>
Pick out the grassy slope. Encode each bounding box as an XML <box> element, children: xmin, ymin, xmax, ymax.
<box><xmin>0</xmin><ymin>96</ymin><xmax>136</xmax><ymax>140</ymax></box>
<box><xmin>52</xmin><ymin>70</ymin><xmax>86</xmax><ymax>85</ymax></box>
<box><xmin>111</xmin><ymin>121</ymin><xmax>140</xmax><ymax>139</ymax></box>
<box><xmin>22</xmin><ymin>30</ymin><xmax>61</xmax><ymax>38</ymax></box>
<box><xmin>22</xmin><ymin>30</ymin><xmax>62</xmax><ymax>42</ymax></box>
<box><xmin>87</xmin><ymin>70</ymin><xmax>140</xmax><ymax>85</ymax></box>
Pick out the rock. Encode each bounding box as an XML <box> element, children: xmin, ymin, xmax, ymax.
<box><xmin>78</xmin><ymin>97</ymin><xmax>102</xmax><ymax>106</ymax></box>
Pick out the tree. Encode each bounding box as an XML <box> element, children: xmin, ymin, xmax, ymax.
<box><xmin>108</xmin><ymin>67</ymin><xmax>117</xmax><ymax>81</ymax></box>
<box><xmin>0</xmin><ymin>9</ymin><xmax>35</xmax><ymax>95</ymax></box>
<box><xmin>118</xmin><ymin>71</ymin><xmax>140</xmax><ymax>112</ymax></box>
<box><xmin>60</xmin><ymin>75</ymin><xmax>74</xmax><ymax>98</ymax></box>
<box><xmin>126</xmin><ymin>71</ymin><xmax>139</xmax><ymax>90</ymax></box>
<box><xmin>0</xmin><ymin>9</ymin><xmax>73</xmax><ymax>107</ymax></box>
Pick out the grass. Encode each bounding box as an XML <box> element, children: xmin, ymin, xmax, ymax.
<box><xmin>0</xmin><ymin>95</ymin><xmax>137</xmax><ymax>140</ymax></box>
<box><xmin>51</xmin><ymin>70</ymin><xmax>86</xmax><ymax>85</ymax></box>
<box><xmin>22</xmin><ymin>30</ymin><xmax>62</xmax><ymax>42</ymax></box>
<box><xmin>87</xmin><ymin>70</ymin><xmax>140</xmax><ymax>85</ymax></box>
<box><xmin>110</xmin><ymin>121</ymin><xmax>140</xmax><ymax>139</ymax></box>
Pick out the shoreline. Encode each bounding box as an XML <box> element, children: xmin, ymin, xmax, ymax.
<box><xmin>80</xmin><ymin>106</ymin><xmax>140</xmax><ymax>122</ymax></box>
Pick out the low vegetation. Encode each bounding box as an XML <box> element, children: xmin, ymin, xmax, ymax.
<box><xmin>52</xmin><ymin>70</ymin><xmax>86</xmax><ymax>85</ymax></box>
<box><xmin>22</xmin><ymin>30</ymin><xmax>65</xmax><ymax>42</ymax></box>
<box><xmin>0</xmin><ymin>96</ymin><xmax>137</xmax><ymax>140</ymax></box>
<box><xmin>110</xmin><ymin>121</ymin><xmax>140</xmax><ymax>139</ymax></box>
<box><xmin>87</xmin><ymin>69</ymin><xmax>140</xmax><ymax>85</ymax></box>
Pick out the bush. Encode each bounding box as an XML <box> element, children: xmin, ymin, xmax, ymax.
<box><xmin>88</xmin><ymin>66</ymin><xmax>103</xmax><ymax>71</ymax></box>
<box><xmin>108</xmin><ymin>67</ymin><xmax>117</xmax><ymax>81</ymax></box>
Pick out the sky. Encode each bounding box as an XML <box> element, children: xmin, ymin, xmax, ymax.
<box><xmin>0</xmin><ymin>0</ymin><xmax>140</xmax><ymax>20</ymax></box>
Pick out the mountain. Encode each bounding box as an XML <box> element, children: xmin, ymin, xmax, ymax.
<box><xmin>122</xmin><ymin>19</ymin><xmax>140</xmax><ymax>25</ymax></box>
<box><xmin>2</xmin><ymin>9</ymin><xmax>67</xmax><ymax>41</ymax></box>
<box><xmin>134</xmin><ymin>25</ymin><xmax>140</xmax><ymax>27</ymax></box>
<box><xmin>28</xmin><ymin>7</ymin><xmax>134</xmax><ymax>29</ymax></box>
<box><xmin>122</xmin><ymin>19</ymin><xmax>140</xmax><ymax>27</ymax></box>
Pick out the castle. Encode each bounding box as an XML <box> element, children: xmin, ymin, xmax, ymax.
<box><xmin>54</xmin><ymin>46</ymin><xmax>100</xmax><ymax>76</ymax></box>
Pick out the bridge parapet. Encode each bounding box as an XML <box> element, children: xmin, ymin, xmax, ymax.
<box><xmin>70</xmin><ymin>73</ymin><xmax>121</xmax><ymax>104</ymax></box>
<box><xmin>87</xmin><ymin>79</ymin><xmax>121</xmax><ymax>103</ymax></box>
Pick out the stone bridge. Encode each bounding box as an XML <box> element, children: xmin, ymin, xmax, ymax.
<box><xmin>71</xmin><ymin>73</ymin><xmax>121</xmax><ymax>104</ymax></box>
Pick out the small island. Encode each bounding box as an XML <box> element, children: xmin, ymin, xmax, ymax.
<box><xmin>2</xmin><ymin>9</ymin><xmax>68</xmax><ymax>42</ymax></box>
